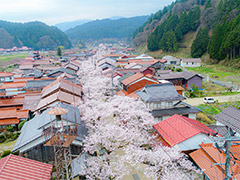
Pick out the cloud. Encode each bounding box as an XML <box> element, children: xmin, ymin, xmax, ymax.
<box><xmin>0</xmin><ymin>0</ymin><xmax>174</xmax><ymax>25</ymax></box>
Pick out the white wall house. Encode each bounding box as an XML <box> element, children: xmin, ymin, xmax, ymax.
<box><xmin>180</xmin><ymin>58</ymin><xmax>201</xmax><ymax>67</ymax></box>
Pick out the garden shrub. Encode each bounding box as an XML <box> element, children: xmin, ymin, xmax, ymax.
<box><xmin>0</xmin><ymin>150</ymin><xmax>11</xmax><ymax>158</ymax></box>
<box><xmin>6</xmin><ymin>126</ymin><xmax>14</xmax><ymax>132</ymax></box>
<box><xmin>18</xmin><ymin>120</ymin><xmax>27</xmax><ymax>130</ymax></box>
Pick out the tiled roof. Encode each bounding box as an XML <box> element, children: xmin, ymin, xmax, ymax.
<box><xmin>189</xmin><ymin>144</ymin><xmax>225</xmax><ymax>180</ymax></box>
<box><xmin>121</xmin><ymin>72</ymin><xmax>144</xmax><ymax>86</ymax></box>
<box><xmin>214</xmin><ymin>106</ymin><xmax>240</xmax><ymax>133</ymax></box>
<box><xmin>0</xmin><ymin>119</ymin><xmax>19</xmax><ymax>125</ymax></box>
<box><xmin>41</xmin><ymin>77</ymin><xmax>82</xmax><ymax>99</ymax></box>
<box><xmin>36</xmin><ymin>91</ymin><xmax>82</xmax><ymax>111</ymax></box>
<box><xmin>23</xmin><ymin>93</ymin><xmax>41</xmax><ymax>111</ymax></box>
<box><xmin>47</xmin><ymin>67</ymin><xmax>75</xmax><ymax>77</ymax></box>
<box><xmin>24</xmin><ymin>79</ymin><xmax>55</xmax><ymax>89</ymax></box>
<box><xmin>0</xmin><ymin>72</ymin><xmax>14</xmax><ymax>77</ymax></box>
<box><xmin>0</xmin><ymin>108</ymin><xmax>29</xmax><ymax>119</ymax></box>
<box><xmin>0</xmin><ymin>154</ymin><xmax>52</xmax><ymax>180</ymax></box>
<box><xmin>136</xmin><ymin>83</ymin><xmax>185</xmax><ymax>102</ymax></box>
<box><xmin>14</xmin><ymin>77</ymin><xmax>34</xmax><ymax>82</ymax></box>
<box><xmin>0</xmin><ymin>81</ymin><xmax>26</xmax><ymax>89</ymax></box>
<box><xmin>153</xmin><ymin>114</ymin><xmax>216</xmax><ymax>146</ymax></box>
<box><xmin>207</xmin><ymin>125</ymin><xmax>228</xmax><ymax>137</ymax></box>
<box><xmin>0</xmin><ymin>96</ymin><xmax>24</xmax><ymax>107</ymax></box>
<box><xmin>190</xmin><ymin>143</ymin><xmax>240</xmax><ymax>180</ymax></box>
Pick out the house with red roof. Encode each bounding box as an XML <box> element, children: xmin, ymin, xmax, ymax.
<box><xmin>153</xmin><ymin>114</ymin><xmax>217</xmax><ymax>152</ymax></box>
<box><xmin>0</xmin><ymin>154</ymin><xmax>52</xmax><ymax>180</ymax></box>
<box><xmin>190</xmin><ymin>143</ymin><xmax>240</xmax><ymax>180</ymax></box>
<box><xmin>117</xmin><ymin>72</ymin><xmax>159</xmax><ymax>98</ymax></box>
<box><xmin>0</xmin><ymin>72</ymin><xmax>14</xmax><ymax>83</ymax></box>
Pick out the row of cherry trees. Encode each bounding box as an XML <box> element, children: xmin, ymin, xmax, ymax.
<box><xmin>77</xmin><ymin>57</ymin><xmax>197</xmax><ymax>180</ymax></box>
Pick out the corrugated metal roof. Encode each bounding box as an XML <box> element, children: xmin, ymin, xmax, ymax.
<box><xmin>153</xmin><ymin>114</ymin><xmax>216</xmax><ymax>146</ymax></box>
<box><xmin>0</xmin><ymin>154</ymin><xmax>52</xmax><ymax>180</ymax></box>
<box><xmin>13</xmin><ymin>103</ymin><xmax>87</xmax><ymax>152</ymax></box>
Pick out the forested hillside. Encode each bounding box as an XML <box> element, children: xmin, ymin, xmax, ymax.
<box><xmin>66</xmin><ymin>16</ymin><xmax>149</xmax><ymax>43</ymax></box>
<box><xmin>133</xmin><ymin>0</ymin><xmax>240</xmax><ymax>63</ymax></box>
<box><xmin>0</xmin><ymin>21</ymin><xmax>72</xmax><ymax>50</ymax></box>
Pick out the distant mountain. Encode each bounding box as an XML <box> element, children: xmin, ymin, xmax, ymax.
<box><xmin>107</xmin><ymin>16</ymin><xmax>124</xmax><ymax>20</ymax></box>
<box><xmin>65</xmin><ymin>15</ymin><xmax>149</xmax><ymax>43</ymax></box>
<box><xmin>55</xmin><ymin>19</ymin><xmax>91</xmax><ymax>31</ymax></box>
<box><xmin>0</xmin><ymin>20</ymin><xmax>72</xmax><ymax>50</ymax></box>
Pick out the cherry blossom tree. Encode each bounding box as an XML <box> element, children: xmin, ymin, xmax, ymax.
<box><xmin>77</xmin><ymin>54</ymin><xmax>197</xmax><ymax>180</ymax></box>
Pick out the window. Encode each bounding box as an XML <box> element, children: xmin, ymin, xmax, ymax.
<box><xmin>153</xmin><ymin>103</ymin><xmax>157</xmax><ymax>109</ymax></box>
<box><xmin>166</xmin><ymin>102</ymin><xmax>173</xmax><ymax>108</ymax></box>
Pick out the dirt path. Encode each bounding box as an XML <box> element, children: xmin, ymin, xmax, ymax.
<box><xmin>183</xmin><ymin>94</ymin><xmax>240</xmax><ymax>106</ymax></box>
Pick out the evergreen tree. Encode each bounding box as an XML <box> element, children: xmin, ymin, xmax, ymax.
<box><xmin>147</xmin><ymin>34</ymin><xmax>159</xmax><ymax>51</ymax></box>
<box><xmin>224</xmin><ymin>25</ymin><xmax>240</xmax><ymax>59</ymax></box>
<box><xmin>159</xmin><ymin>31</ymin><xmax>178</xmax><ymax>52</ymax></box>
<box><xmin>208</xmin><ymin>24</ymin><xmax>224</xmax><ymax>59</ymax></box>
<box><xmin>190</xmin><ymin>6</ymin><xmax>201</xmax><ymax>31</ymax></box>
<box><xmin>174</xmin><ymin>25</ymin><xmax>183</xmax><ymax>41</ymax></box>
<box><xmin>57</xmin><ymin>46</ymin><xmax>62</xmax><ymax>57</ymax></box>
<box><xmin>179</xmin><ymin>11</ymin><xmax>190</xmax><ymax>34</ymax></box>
<box><xmin>191</xmin><ymin>27</ymin><xmax>209</xmax><ymax>58</ymax></box>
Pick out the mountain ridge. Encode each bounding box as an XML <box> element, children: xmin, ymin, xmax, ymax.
<box><xmin>0</xmin><ymin>20</ymin><xmax>72</xmax><ymax>50</ymax></box>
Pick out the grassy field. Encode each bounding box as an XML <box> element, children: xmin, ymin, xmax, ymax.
<box><xmin>0</xmin><ymin>139</ymin><xmax>17</xmax><ymax>154</ymax></box>
<box><xmin>186</xmin><ymin>63</ymin><xmax>240</xmax><ymax>86</ymax></box>
<box><xmin>0</xmin><ymin>53</ymin><xmax>28</xmax><ymax>62</ymax></box>
<box><xmin>197</xmin><ymin>101</ymin><xmax>240</xmax><ymax>119</ymax></box>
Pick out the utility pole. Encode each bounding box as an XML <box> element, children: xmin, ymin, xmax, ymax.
<box><xmin>214</xmin><ymin>123</ymin><xmax>240</xmax><ymax>180</ymax></box>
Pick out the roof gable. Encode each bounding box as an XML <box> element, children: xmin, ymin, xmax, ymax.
<box><xmin>136</xmin><ymin>83</ymin><xmax>185</xmax><ymax>102</ymax></box>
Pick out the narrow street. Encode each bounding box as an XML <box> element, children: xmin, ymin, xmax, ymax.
<box><xmin>183</xmin><ymin>94</ymin><xmax>240</xmax><ymax>106</ymax></box>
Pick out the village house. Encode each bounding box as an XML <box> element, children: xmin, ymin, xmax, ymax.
<box><xmin>157</xmin><ymin>70</ymin><xmax>203</xmax><ymax>89</ymax></box>
<box><xmin>35</xmin><ymin>77</ymin><xmax>82</xmax><ymax>112</ymax></box>
<box><xmin>0</xmin><ymin>154</ymin><xmax>53</xmax><ymax>179</ymax></box>
<box><xmin>180</xmin><ymin>58</ymin><xmax>201</xmax><ymax>67</ymax></box>
<box><xmin>153</xmin><ymin>114</ymin><xmax>217</xmax><ymax>152</ymax></box>
<box><xmin>0</xmin><ymin>95</ymin><xmax>28</xmax><ymax>131</ymax></box>
<box><xmin>136</xmin><ymin>83</ymin><xmax>201</xmax><ymax>121</ymax></box>
<box><xmin>118</xmin><ymin>72</ymin><xmax>158</xmax><ymax>95</ymax></box>
<box><xmin>12</xmin><ymin>103</ymin><xmax>88</xmax><ymax>162</ymax></box>
<box><xmin>47</xmin><ymin>67</ymin><xmax>77</xmax><ymax>78</ymax></box>
<box><xmin>162</xmin><ymin>55</ymin><xmax>180</xmax><ymax>65</ymax></box>
<box><xmin>0</xmin><ymin>72</ymin><xmax>14</xmax><ymax>83</ymax></box>
<box><xmin>0</xmin><ymin>81</ymin><xmax>26</xmax><ymax>95</ymax></box>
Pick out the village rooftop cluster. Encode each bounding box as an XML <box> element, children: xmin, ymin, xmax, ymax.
<box><xmin>0</xmin><ymin>44</ymin><xmax>239</xmax><ymax>179</ymax></box>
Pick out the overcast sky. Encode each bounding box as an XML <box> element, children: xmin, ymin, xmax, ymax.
<box><xmin>0</xmin><ymin>0</ymin><xmax>174</xmax><ymax>25</ymax></box>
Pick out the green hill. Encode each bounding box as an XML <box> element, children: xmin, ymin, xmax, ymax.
<box><xmin>133</xmin><ymin>0</ymin><xmax>240</xmax><ymax>62</ymax></box>
<box><xmin>65</xmin><ymin>16</ymin><xmax>149</xmax><ymax>43</ymax></box>
<box><xmin>0</xmin><ymin>21</ymin><xmax>72</xmax><ymax>50</ymax></box>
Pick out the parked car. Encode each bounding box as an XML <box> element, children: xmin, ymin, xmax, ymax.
<box><xmin>203</xmin><ymin>97</ymin><xmax>216</xmax><ymax>104</ymax></box>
